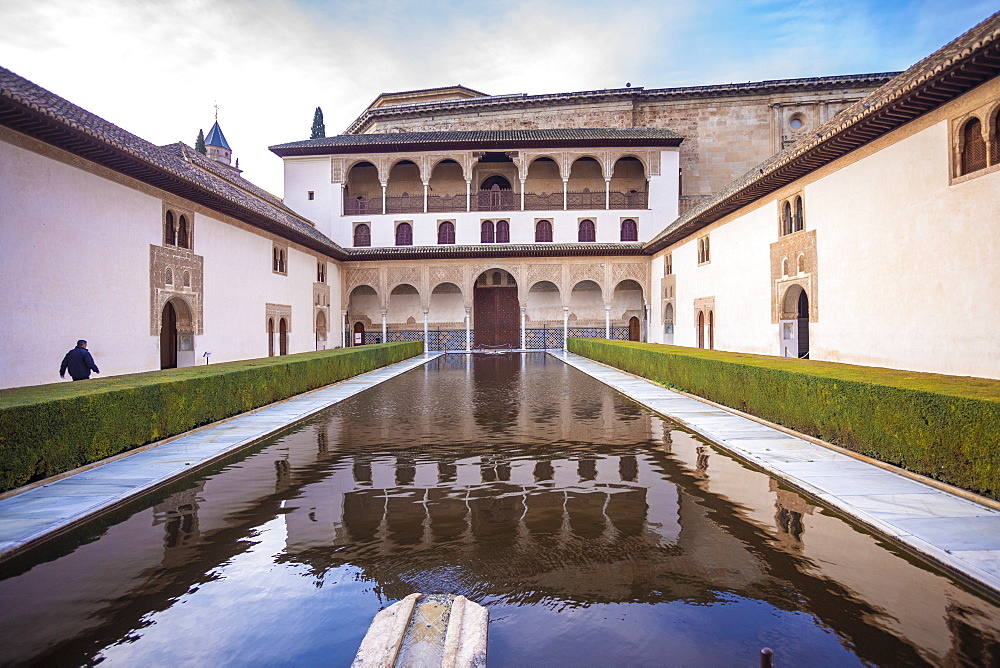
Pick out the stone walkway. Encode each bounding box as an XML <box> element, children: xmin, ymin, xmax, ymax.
<box><xmin>0</xmin><ymin>353</ymin><xmax>442</xmax><ymax>559</ymax></box>
<box><xmin>554</xmin><ymin>350</ymin><xmax>1000</xmax><ymax>596</ymax></box>
<box><xmin>2</xmin><ymin>350</ymin><xmax>999</xmax><ymax>597</ymax></box>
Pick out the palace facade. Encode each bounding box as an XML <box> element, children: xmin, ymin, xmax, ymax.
<box><xmin>1</xmin><ymin>12</ymin><xmax>998</xmax><ymax>389</ymax></box>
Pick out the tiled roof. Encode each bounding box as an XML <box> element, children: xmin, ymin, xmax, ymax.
<box><xmin>0</xmin><ymin>67</ymin><xmax>348</xmax><ymax>260</ymax></box>
<box><xmin>204</xmin><ymin>121</ymin><xmax>230</xmax><ymax>149</ymax></box>
<box><xmin>344</xmin><ymin>73</ymin><xmax>900</xmax><ymax>134</ymax></box>
<box><xmin>160</xmin><ymin>141</ymin><xmax>294</xmax><ymax>214</ymax></box>
<box><xmin>270</xmin><ymin>128</ymin><xmax>683</xmax><ymax>156</ymax></box>
<box><xmin>645</xmin><ymin>11</ymin><xmax>1000</xmax><ymax>254</ymax></box>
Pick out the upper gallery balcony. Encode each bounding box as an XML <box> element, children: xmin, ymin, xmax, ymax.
<box><xmin>342</xmin><ymin>155</ymin><xmax>650</xmax><ymax>216</ymax></box>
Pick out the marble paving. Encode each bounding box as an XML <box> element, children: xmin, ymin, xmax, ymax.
<box><xmin>553</xmin><ymin>350</ymin><xmax>1000</xmax><ymax>595</ymax></box>
<box><xmin>0</xmin><ymin>353</ymin><xmax>442</xmax><ymax>559</ymax></box>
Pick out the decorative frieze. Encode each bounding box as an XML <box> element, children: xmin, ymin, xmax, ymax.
<box><xmin>149</xmin><ymin>245</ymin><xmax>204</xmax><ymax>335</ymax></box>
<box><xmin>770</xmin><ymin>229</ymin><xmax>818</xmax><ymax>322</ymax></box>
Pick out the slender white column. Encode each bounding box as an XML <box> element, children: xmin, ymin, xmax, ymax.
<box><xmin>341</xmin><ymin>310</ymin><xmax>348</xmax><ymax>348</ymax></box>
<box><xmin>381</xmin><ymin>184</ymin><xmax>387</xmax><ymax>215</ymax></box>
<box><xmin>520</xmin><ymin>306</ymin><xmax>526</xmax><ymax>350</ymax></box>
<box><xmin>644</xmin><ymin>304</ymin><xmax>650</xmax><ymax>342</ymax></box>
<box><xmin>381</xmin><ymin>309</ymin><xmax>387</xmax><ymax>343</ymax></box>
<box><xmin>605</xmin><ymin>179</ymin><xmax>611</xmax><ymax>209</ymax></box>
<box><xmin>562</xmin><ymin>306</ymin><xmax>569</xmax><ymax>351</ymax></box>
<box><xmin>520</xmin><ymin>179</ymin><xmax>526</xmax><ymax>211</ymax></box>
<box><xmin>562</xmin><ymin>179</ymin><xmax>568</xmax><ymax>211</ymax></box>
<box><xmin>423</xmin><ymin>182</ymin><xmax>429</xmax><ymax>214</ymax></box>
<box><xmin>465</xmin><ymin>307</ymin><xmax>472</xmax><ymax>351</ymax></box>
<box><xmin>423</xmin><ymin>309</ymin><xmax>429</xmax><ymax>353</ymax></box>
<box><xmin>605</xmin><ymin>305</ymin><xmax>611</xmax><ymax>339</ymax></box>
<box><xmin>466</xmin><ymin>180</ymin><xmax>472</xmax><ymax>212</ymax></box>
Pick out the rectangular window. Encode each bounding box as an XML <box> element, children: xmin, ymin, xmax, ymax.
<box><xmin>307</xmin><ymin>191</ymin><xmax>315</xmax><ymax>200</ymax></box>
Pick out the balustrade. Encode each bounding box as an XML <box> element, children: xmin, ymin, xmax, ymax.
<box><xmin>344</xmin><ymin>190</ymin><xmax>648</xmax><ymax>215</ymax></box>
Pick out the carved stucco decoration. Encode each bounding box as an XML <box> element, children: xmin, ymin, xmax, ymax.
<box><xmin>387</xmin><ymin>265</ymin><xmax>422</xmax><ymax>294</ymax></box>
<box><xmin>770</xmin><ymin>229</ymin><xmax>818</xmax><ymax>323</ymax></box>
<box><xmin>149</xmin><ymin>245</ymin><xmax>204</xmax><ymax>335</ymax></box>
<box><xmin>265</xmin><ymin>303</ymin><xmax>292</xmax><ymax>332</ymax></box>
<box><xmin>344</xmin><ymin>267</ymin><xmax>382</xmax><ymax>298</ymax></box>
<box><xmin>526</xmin><ymin>263</ymin><xmax>563</xmax><ymax>291</ymax></box>
<box><xmin>569</xmin><ymin>262</ymin><xmax>605</xmax><ymax>296</ymax></box>
<box><xmin>611</xmin><ymin>262</ymin><xmax>648</xmax><ymax>292</ymax></box>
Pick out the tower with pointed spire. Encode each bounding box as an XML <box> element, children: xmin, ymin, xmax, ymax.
<box><xmin>204</xmin><ymin>120</ymin><xmax>232</xmax><ymax>165</ymax></box>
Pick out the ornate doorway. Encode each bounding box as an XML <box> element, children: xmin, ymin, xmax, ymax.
<box><xmin>629</xmin><ymin>316</ymin><xmax>640</xmax><ymax>341</ymax></box>
<box><xmin>474</xmin><ymin>269</ymin><xmax>519</xmax><ymax>348</ymax></box>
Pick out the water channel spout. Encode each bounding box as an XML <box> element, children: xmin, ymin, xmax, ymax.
<box><xmin>353</xmin><ymin>593</ymin><xmax>488</xmax><ymax>668</ymax></box>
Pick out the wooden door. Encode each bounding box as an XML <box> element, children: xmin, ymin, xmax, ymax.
<box><xmin>628</xmin><ymin>316</ymin><xmax>640</xmax><ymax>341</ymax></box>
<box><xmin>474</xmin><ymin>286</ymin><xmax>519</xmax><ymax>348</ymax></box>
<box><xmin>353</xmin><ymin>322</ymin><xmax>365</xmax><ymax>346</ymax></box>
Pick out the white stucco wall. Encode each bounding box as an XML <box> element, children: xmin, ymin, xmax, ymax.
<box><xmin>652</xmin><ymin>99</ymin><xmax>1000</xmax><ymax>378</ymax></box>
<box><xmin>1</xmin><ymin>136</ymin><xmax>344</xmax><ymax>389</ymax></box>
<box><xmin>1</xmin><ymin>138</ymin><xmax>161</xmax><ymax>388</ymax></box>
<box><xmin>807</xmin><ymin>118</ymin><xmax>1000</xmax><ymax>377</ymax></box>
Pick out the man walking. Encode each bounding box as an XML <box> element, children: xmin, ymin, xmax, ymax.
<box><xmin>60</xmin><ymin>340</ymin><xmax>100</xmax><ymax>381</ymax></box>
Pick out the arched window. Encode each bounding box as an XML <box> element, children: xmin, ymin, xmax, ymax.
<box><xmin>165</xmin><ymin>268</ymin><xmax>173</xmax><ymax>285</ymax></box>
<box><xmin>794</xmin><ymin>197</ymin><xmax>804</xmax><ymax>232</ymax></box>
<box><xmin>273</xmin><ymin>248</ymin><xmax>279</xmax><ymax>272</ymax></box>
<box><xmin>177</xmin><ymin>215</ymin><xmax>189</xmax><ymax>249</ymax></box>
<box><xmin>496</xmin><ymin>220</ymin><xmax>510</xmax><ymax>243</ymax></box>
<box><xmin>354</xmin><ymin>224</ymin><xmax>371</xmax><ymax>247</ymax></box>
<box><xmin>620</xmin><ymin>219</ymin><xmax>638</xmax><ymax>242</ymax></box>
<box><xmin>783</xmin><ymin>201</ymin><xmax>793</xmax><ymax>235</ymax></box>
<box><xmin>578</xmin><ymin>219</ymin><xmax>595</xmax><ymax>243</ymax></box>
<box><xmin>535</xmin><ymin>220</ymin><xmax>552</xmax><ymax>243</ymax></box>
<box><xmin>697</xmin><ymin>311</ymin><xmax>705</xmax><ymax>349</ymax></box>
<box><xmin>183</xmin><ymin>271</ymin><xmax>191</xmax><ymax>287</ymax></box>
<box><xmin>438</xmin><ymin>221</ymin><xmax>455</xmax><ymax>244</ymax></box>
<box><xmin>481</xmin><ymin>220</ymin><xmax>495</xmax><ymax>244</ymax></box>
<box><xmin>268</xmin><ymin>317</ymin><xmax>275</xmax><ymax>356</ymax></box>
<box><xmin>165</xmin><ymin>210</ymin><xmax>176</xmax><ymax>246</ymax></box>
<box><xmin>395</xmin><ymin>222</ymin><xmax>413</xmax><ymax>246</ymax></box>
<box><xmin>279</xmin><ymin>250</ymin><xmax>286</xmax><ymax>273</ymax></box>
<box><xmin>962</xmin><ymin>118</ymin><xmax>987</xmax><ymax>174</ymax></box>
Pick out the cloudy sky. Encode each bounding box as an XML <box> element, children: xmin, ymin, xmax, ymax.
<box><xmin>1</xmin><ymin>0</ymin><xmax>995</xmax><ymax>195</ymax></box>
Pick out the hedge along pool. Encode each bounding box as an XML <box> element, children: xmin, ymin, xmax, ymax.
<box><xmin>0</xmin><ymin>353</ymin><xmax>998</xmax><ymax>665</ymax></box>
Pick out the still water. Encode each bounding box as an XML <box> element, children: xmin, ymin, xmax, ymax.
<box><xmin>1</xmin><ymin>353</ymin><xmax>998</xmax><ymax>666</ymax></box>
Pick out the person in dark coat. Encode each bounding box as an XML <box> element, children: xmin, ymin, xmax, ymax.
<box><xmin>60</xmin><ymin>340</ymin><xmax>100</xmax><ymax>381</ymax></box>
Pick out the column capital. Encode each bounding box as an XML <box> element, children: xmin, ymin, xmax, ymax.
<box><xmin>562</xmin><ymin>306</ymin><xmax>570</xmax><ymax>313</ymax></box>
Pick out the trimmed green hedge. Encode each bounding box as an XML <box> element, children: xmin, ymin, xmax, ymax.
<box><xmin>569</xmin><ymin>339</ymin><xmax>1000</xmax><ymax>499</ymax></box>
<box><xmin>0</xmin><ymin>342</ymin><xmax>422</xmax><ymax>491</ymax></box>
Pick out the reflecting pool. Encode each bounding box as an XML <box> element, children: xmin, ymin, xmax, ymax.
<box><xmin>1</xmin><ymin>353</ymin><xmax>998</xmax><ymax>665</ymax></box>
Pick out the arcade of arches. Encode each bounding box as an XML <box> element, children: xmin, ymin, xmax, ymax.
<box><xmin>343</xmin><ymin>260</ymin><xmax>648</xmax><ymax>349</ymax></box>
<box><xmin>342</xmin><ymin>152</ymin><xmax>652</xmax><ymax>215</ymax></box>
